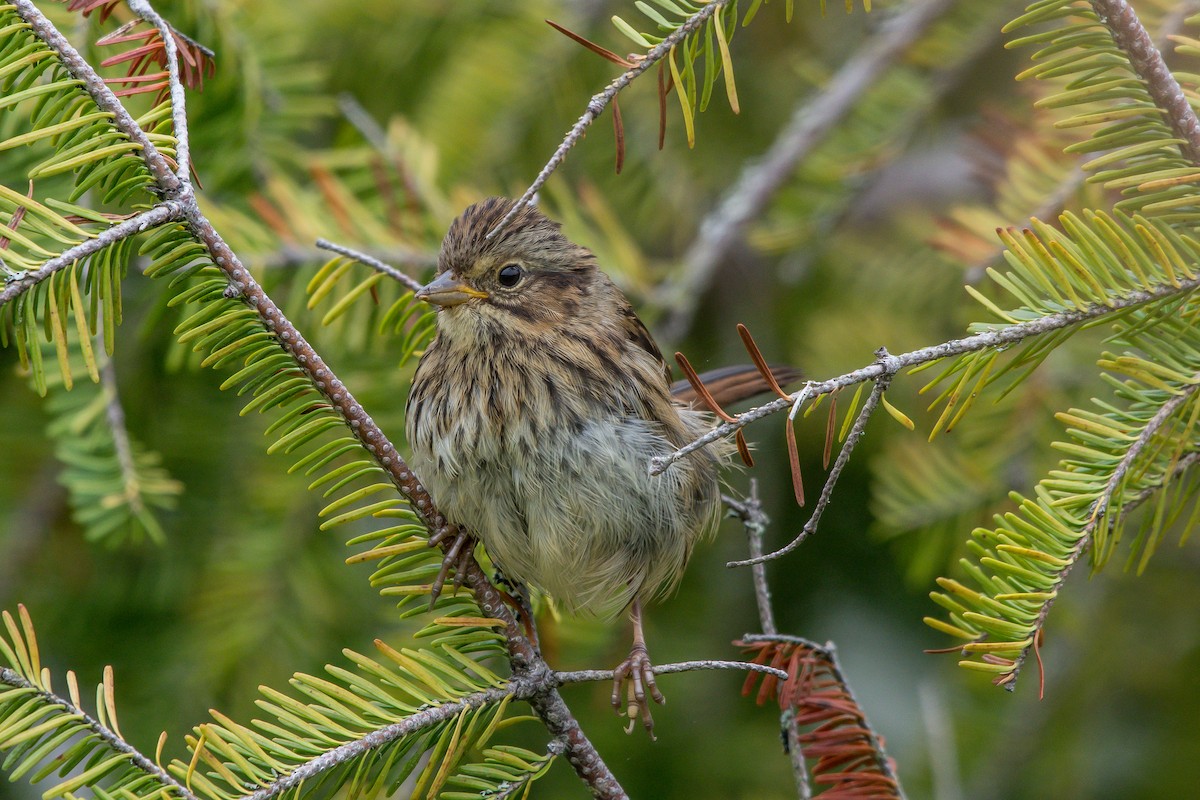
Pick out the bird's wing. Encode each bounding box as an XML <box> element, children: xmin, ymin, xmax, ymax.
<box><xmin>618</xmin><ymin>302</ymin><xmax>673</xmax><ymax>386</ymax></box>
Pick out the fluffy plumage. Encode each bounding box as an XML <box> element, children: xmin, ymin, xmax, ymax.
<box><xmin>405</xmin><ymin>198</ymin><xmax>728</xmax><ymax>619</ymax></box>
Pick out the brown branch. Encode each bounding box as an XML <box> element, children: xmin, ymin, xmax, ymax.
<box><xmin>14</xmin><ymin>2</ymin><xmax>625</xmax><ymax>796</ymax></box>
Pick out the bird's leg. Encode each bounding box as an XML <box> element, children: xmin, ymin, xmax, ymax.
<box><xmin>611</xmin><ymin>598</ymin><xmax>664</xmax><ymax>738</ymax></box>
<box><xmin>428</xmin><ymin>525</ymin><xmax>475</xmax><ymax>609</ymax></box>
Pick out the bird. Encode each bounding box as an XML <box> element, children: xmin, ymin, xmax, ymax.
<box><xmin>405</xmin><ymin>197</ymin><xmax>791</xmax><ymax>734</ymax></box>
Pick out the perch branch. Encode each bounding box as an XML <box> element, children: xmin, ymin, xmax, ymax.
<box><xmin>14</xmin><ymin>2</ymin><xmax>625</xmax><ymax>795</ymax></box>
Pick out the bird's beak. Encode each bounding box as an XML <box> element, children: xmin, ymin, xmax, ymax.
<box><xmin>415</xmin><ymin>271</ymin><xmax>488</xmax><ymax>307</ymax></box>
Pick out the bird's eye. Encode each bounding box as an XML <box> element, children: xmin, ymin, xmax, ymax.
<box><xmin>497</xmin><ymin>263</ymin><xmax>523</xmax><ymax>288</ymax></box>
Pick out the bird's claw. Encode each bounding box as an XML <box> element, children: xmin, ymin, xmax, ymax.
<box><xmin>428</xmin><ymin>526</ymin><xmax>475</xmax><ymax>610</ymax></box>
<box><xmin>611</xmin><ymin>642</ymin><xmax>664</xmax><ymax>739</ymax></box>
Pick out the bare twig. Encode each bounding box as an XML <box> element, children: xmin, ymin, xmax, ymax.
<box><xmin>489</xmin><ymin>0</ymin><xmax>735</xmax><ymax>239</ymax></box>
<box><xmin>729</xmin><ymin>353</ymin><xmax>897</xmax><ymax>567</ymax></box>
<box><xmin>659</xmin><ymin>0</ymin><xmax>957</xmax><ymax>341</ymax></box>
<box><xmin>0</xmin><ymin>666</ymin><xmax>197</xmax><ymax>800</ymax></box>
<box><xmin>555</xmin><ymin>659</ymin><xmax>789</xmax><ymax>685</ymax></box>
<box><xmin>725</xmin><ymin>484</ymin><xmax>811</xmax><ymax>799</ymax></box>
<box><xmin>649</xmin><ymin>274</ymin><xmax>1200</xmax><ymax>477</ymax></box>
<box><xmin>314</xmin><ymin>238</ymin><xmax>429</xmax><ymax>292</ymax></box>
<box><xmin>724</xmin><ymin>482</ymin><xmax>777</xmax><ymax>635</ymax></box>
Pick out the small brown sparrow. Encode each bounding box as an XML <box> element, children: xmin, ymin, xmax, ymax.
<box><xmin>406</xmin><ymin>198</ymin><xmax>786</xmax><ymax>733</ymax></box>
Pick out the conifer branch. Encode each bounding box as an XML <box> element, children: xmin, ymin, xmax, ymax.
<box><xmin>1091</xmin><ymin>0</ymin><xmax>1200</xmax><ymax>164</ymax></box>
<box><xmin>488</xmin><ymin>0</ymin><xmax>735</xmax><ymax>239</ymax></box>
<box><xmin>1007</xmin><ymin>379</ymin><xmax>1200</xmax><ymax>685</ymax></box>
<box><xmin>0</xmin><ymin>203</ymin><xmax>183</xmax><ymax>306</ymax></box>
<box><xmin>235</xmin><ymin>687</ymin><xmax>516</xmax><ymax>800</ymax></box>
<box><xmin>651</xmin><ymin>274</ymin><xmax>1200</xmax><ymax>478</ymax></box>
<box><xmin>0</xmin><ymin>666</ymin><xmax>197</xmax><ymax>800</ymax></box>
<box><xmin>126</xmin><ymin>0</ymin><xmax>192</xmax><ymax>180</ymax></box>
<box><xmin>12</xmin><ymin>0</ymin><xmax>182</xmax><ymax>194</ymax></box>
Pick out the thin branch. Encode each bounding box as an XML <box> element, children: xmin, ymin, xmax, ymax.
<box><xmin>659</xmin><ymin>0</ymin><xmax>957</xmax><ymax>341</ymax></box>
<box><xmin>337</xmin><ymin>92</ymin><xmax>389</xmax><ymax>152</ymax></box>
<box><xmin>724</xmin><ymin>482</ymin><xmax>777</xmax><ymax>635</ymax></box>
<box><xmin>127</xmin><ymin>0</ymin><xmax>191</xmax><ymax>181</ymax></box>
<box><xmin>13</xmin><ymin>2</ymin><xmax>625</xmax><ymax>795</ymax></box>
<box><xmin>234</xmin><ymin>686</ymin><xmax>516</xmax><ymax>800</ymax></box>
<box><xmin>0</xmin><ymin>203</ymin><xmax>183</xmax><ymax>306</ymax></box>
<box><xmin>729</xmin><ymin>356</ymin><xmax>896</xmax><ymax>568</ymax></box>
<box><xmin>1007</xmin><ymin>380</ymin><xmax>1200</xmax><ymax>686</ymax></box>
<box><xmin>0</xmin><ymin>666</ymin><xmax>197</xmax><ymax>800</ymax></box>
<box><xmin>488</xmin><ymin>0</ymin><xmax>735</xmax><ymax>239</ymax></box>
<box><xmin>724</xmin><ymin>484</ymin><xmax>812</xmax><ymax>799</ymax></box>
<box><xmin>314</xmin><ymin>238</ymin><xmax>429</xmax><ymax>292</ymax></box>
<box><xmin>554</xmin><ymin>659</ymin><xmax>789</xmax><ymax>685</ymax></box>
<box><xmin>1091</xmin><ymin>0</ymin><xmax>1200</xmax><ymax>164</ymax></box>
<box><xmin>649</xmin><ymin>274</ymin><xmax>1200</xmax><ymax>477</ymax></box>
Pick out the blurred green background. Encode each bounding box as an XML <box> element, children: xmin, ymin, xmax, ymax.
<box><xmin>1</xmin><ymin>1</ymin><xmax>1198</xmax><ymax>798</ymax></box>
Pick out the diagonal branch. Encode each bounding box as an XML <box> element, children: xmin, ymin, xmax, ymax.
<box><xmin>488</xmin><ymin>0</ymin><xmax>735</xmax><ymax>238</ymax></box>
<box><xmin>1007</xmin><ymin>379</ymin><xmax>1200</xmax><ymax>685</ymax></box>
<box><xmin>0</xmin><ymin>666</ymin><xmax>197</xmax><ymax>800</ymax></box>
<box><xmin>729</xmin><ymin>356</ymin><xmax>896</xmax><ymax>568</ymax></box>
<box><xmin>1091</xmin><ymin>0</ymin><xmax>1200</xmax><ymax>164</ymax></box>
<box><xmin>12</xmin><ymin>2</ymin><xmax>625</xmax><ymax>795</ymax></box>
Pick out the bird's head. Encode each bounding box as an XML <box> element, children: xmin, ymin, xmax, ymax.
<box><xmin>416</xmin><ymin>198</ymin><xmax>601</xmax><ymax>338</ymax></box>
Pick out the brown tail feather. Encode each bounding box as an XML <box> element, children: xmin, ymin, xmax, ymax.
<box><xmin>670</xmin><ymin>364</ymin><xmax>802</xmax><ymax>407</ymax></box>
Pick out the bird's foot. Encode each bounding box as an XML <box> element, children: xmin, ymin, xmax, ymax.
<box><xmin>427</xmin><ymin>525</ymin><xmax>475</xmax><ymax>609</ymax></box>
<box><xmin>611</xmin><ymin>640</ymin><xmax>664</xmax><ymax>739</ymax></box>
